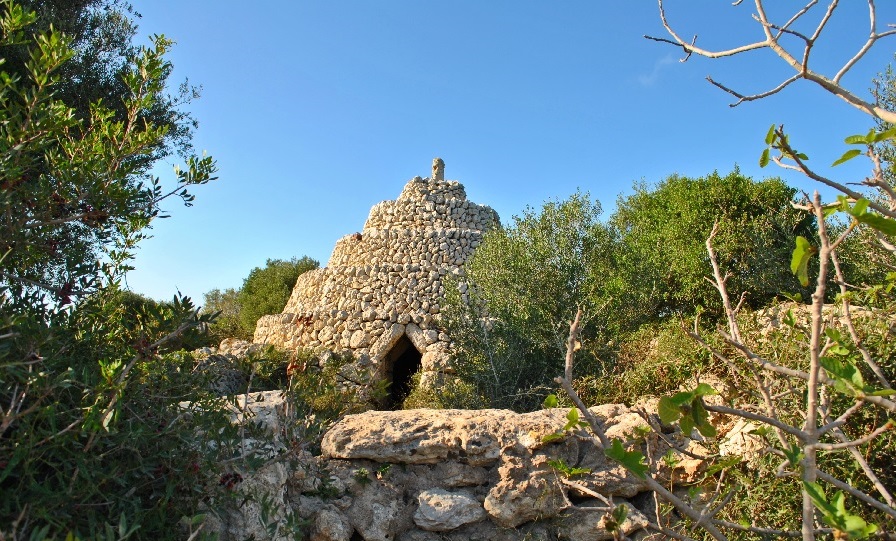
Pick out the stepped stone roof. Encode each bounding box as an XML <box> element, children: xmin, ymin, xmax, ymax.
<box><xmin>253</xmin><ymin>159</ymin><xmax>499</xmax><ymax>398</ymax></box>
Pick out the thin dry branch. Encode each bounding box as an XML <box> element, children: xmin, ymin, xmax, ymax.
<box><xmin>649</xmin><ymin>0</ymin><xmax>896</xmax><ymax>123</ymax></box>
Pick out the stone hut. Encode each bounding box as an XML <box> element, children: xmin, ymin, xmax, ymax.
<box><xmin>253</xmin><ymin>159</ymin><xmax>499</xmax><ymax>407</ymax></box>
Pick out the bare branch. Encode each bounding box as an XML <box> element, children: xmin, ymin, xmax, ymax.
<box><xmin>818</xmin><ymin>399</ymin><xmax>865</xmax><ymax>434</ymax></box>
<box><xmin>710</xmin><ymin>74</ymin><xmax>801</xmax><ymax>108</ymax></box>
<box><xmin>554</xmin><ymin>375</ymin><xmax>610</xmax><ymax>448</ymax></box>
<box><xmin>816</xmin><ymin>469</ymin><xmax>896</xmax><ymax>520</ymax></box>
<box><xmin>564</xmin><ymin>307</ymin><xmax>583</xmax><ymax>383</ymax></box>
<box><xmin>651</xmin><ymin>0</ymin><xmax>769</xmax><ymax>59</ymax></box>
<box><xmin>650</xmin><ymin>0</ymin><xmax>896</xmax><ymax>124</ymax></box>
<box><xmin>705</xmin><ymin>403</ymin><xmax>807</xmax><ymax>440</ymax></box>
<box><xmin>816</xmin><ymin>421</ymin><xmax>893</xmax><ymax>450</ymax></box>
<box><xmin>774</xmin><ymin>131</ymin><xmax>896</xmax><ymax>219</ymax></box>
<box><xmin>834</xmin><ymin>1</ymin><xmax>896</xmax><ymax>83</ymax></box>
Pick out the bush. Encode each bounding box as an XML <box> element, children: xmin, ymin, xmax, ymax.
<box><xmin>0</xmin><ymin>3</ymin><xmax>229</xmax><ymax>538</ymax></box>
<box><xmin>440</xmin><ymin>192</ymin><xmax>618</xmax><ymax>411</ymax></box>
<box><xmin>202</xmin><ymin>287</ymin><xmax>246</xmax><ymax>342</ymax></box>
<box><xmin>237</xmin><ymin>257</ymin><xmax>319</xmax><ymax>337</ymax></box>
<box><xmin>610</xmin><ymin>169</ymin><xmax>811</xmax><ymax>322</ymax></box>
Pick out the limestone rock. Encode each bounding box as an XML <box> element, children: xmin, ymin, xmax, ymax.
<box><xmin>558</xmin><ymin>503</ymin><xmax>650</xmax><ymax>541</ymax></box>
<box><xmin>484</xmin><ymin>446</ymin><xmax>569</xmax><ymax>528</ymax></box>
<box><xmin>321</xmin><ymin>409</ymin><xmax>513</xmax><ymax>466</ymax></box>
<box><xmin>311</xmin><ymin>505</ymin><xmax>353</xmax><ymax>541</ymax></box>
<box><xmin>414</xmin><ymin>488</ymin><xmax>486</xmax><ymax>531</ymax></box>
<box><xmin>192</xmin><ymin>354</ymin><xmax>247</xmax><ymax>396</ymax></box>
<box><xmin>344</xmin><ymin>480</ymin><xmax>412</xmax><ymax>541</ymax></box>
<box><xmin>199</xmin><ymin>404</ymin><xmax>703</xmax><ymax>541</ymax></box>
<box><xmin>719</xmin><ymin>419</ymin><xmax>764</xmax><ymax>463</ymax></box>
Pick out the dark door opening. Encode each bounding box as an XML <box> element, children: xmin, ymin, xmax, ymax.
<box><xmin>382</xmin><ymin>335</ymin><xmax>422</xmax><ymax>410</ymax></box>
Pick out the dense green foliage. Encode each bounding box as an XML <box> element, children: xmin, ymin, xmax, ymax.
<box><xmin>9</xmin><ymin>0</ymin><xmax>197</xmax><ymax>160</ymax></box>
<box><xmin>0</xmin><ymin>2</ymin><xmax>229</xmax><ymax>538</ymax></box>
<box><xmin>611</xmin><ymin>169</ymin><xmax>813</xmax><ymax>321</ymax></box>
<box><xmin>201</xmin><ymin>286</ymin><xmax>244</xmax><ymax>340</ymax></box>
<box><xmin>439</xmin><ymin>192</ymin><xmax>619</xmax><ymax>411</ymax></box>
<box><xmin>237</xmin><ymin>256</ymin><xmax>319</xmax><ymax>337</ymax></box>
<box><xmin>0</xmin><ymin>2</ymin><xmax>215</xmax><ymax>309</ymax></box>
<box><xmin>202</xmin><ymin>256</ymin><xmax>319</xmax><ymax>342</ymax></box>
<box><xmin>435</xmin><ymin>172</ymin><xmax>808</xmax><ymax>411</ymax></box>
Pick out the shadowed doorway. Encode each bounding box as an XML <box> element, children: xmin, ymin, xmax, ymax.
<box><xmin>381</xmin><ymin>335</ymin><xmax>422</xmax><ymax>410</ymax></box>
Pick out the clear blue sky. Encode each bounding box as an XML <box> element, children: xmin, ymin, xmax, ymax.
<box><xmin>123</xmin><ymin>1</ymin><xmax>896</xmax><ymax>304</ymax></box>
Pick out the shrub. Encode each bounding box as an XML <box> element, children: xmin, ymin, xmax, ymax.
<box><xmin>610</xmin><ymin>169</ymin><xmax>812</xmax><ymax>322</ymax></box>
<box><xmin>237</xmin><ymin>257</ymin><xmax>319</xmax><ymax>337</ymax></box>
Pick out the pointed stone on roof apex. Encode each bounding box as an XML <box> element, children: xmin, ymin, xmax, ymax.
<box><xmin>432</xmin><ymin>157</ymin><xmax>445</xmax><ymax>181</ymax></box>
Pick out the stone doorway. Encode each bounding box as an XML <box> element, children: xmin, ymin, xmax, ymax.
<box><xmin>381</xmin><ymin>335</ymin><xmax>422</xmax><ymax>410</ymax></box>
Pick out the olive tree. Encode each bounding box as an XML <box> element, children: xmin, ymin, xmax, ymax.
<box><xmin>0</xmin><ymin>3</ymin><xmax>232</xmax><ymax>538</ymax></box>
<box><xmin>441</xmin><ymin>192</ymin><xmax>621</xmax><ymax>411</ymax></box>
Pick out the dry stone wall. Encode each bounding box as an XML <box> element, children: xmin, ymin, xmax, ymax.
<box><xmin>203</xmin><ymin>392</ymin><xmax>714</xmax><ymax>541</ymax></box>
<box><xmin>253</xmin><ymin>159</ymin><xmax>499</xmax><ymax>395</ymax></box>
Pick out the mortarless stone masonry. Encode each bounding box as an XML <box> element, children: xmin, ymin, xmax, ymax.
<box><xmin>252</xmin><ymin>159</ymin><xmax>499</xmax><ymax>404</ymax></box>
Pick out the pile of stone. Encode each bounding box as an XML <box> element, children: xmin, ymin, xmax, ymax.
<box><xmin>203</xmin><ymin>393</ymin><xmax>712</xmax><ymax>541</ymax></box>
<box><xmin>252</xmin><ymin>159</ymin><xmax>499</xmax><ymax>394</ymax></box>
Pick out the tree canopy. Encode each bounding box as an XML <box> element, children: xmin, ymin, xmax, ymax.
<box><xmin>0</xmin><ymin>1</ymin><xmax>214</xmax><ymax>312</ymax></box>
<box><xmin>0</xmin><ymin>3</ymin><xmax>223</xmax><ymax>537</ymax></box>
<box><xmin>610</xmin><ymin>169</ymin><xmax>812</xmax><ymax>320</ymax></box>
<box><xmin>441</xmin><ymin>192</ymin><xmax>619</xmax><ymax>410</ymax></box>
<box><xmin>237</xmin><ymin>256</ymin><xmax>319</xmax><ymax>337</ymax></box>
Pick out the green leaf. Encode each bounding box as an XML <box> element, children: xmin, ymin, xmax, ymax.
<box><xmin>874</xmin><ymin>127</ymin><xmax>896</xmax><ymax>142</ymax></box>
<box><xmin>759</xmin><ymin>148</ymin><xmax>770</xmax><ymax>168</ymax></box>
<box><xmin>542</xmin><ymin>432</ymin><xmax>566</xmax><ymax>444</ymax></box>
<box><xmin>680</xmin><ymin>414</ymin><xmax>695</xmax><ymax>436</ymax></box>
<box><xmin>820</xmin><ymin>356</ymin><xmax>864</xmax><ymax>395</ymax></box>
<box><xmin>805</xmin><ymin>482</ymin><xmax>879</xmax><ymax>539</ymax></box>
<box><xmin>844</xmin><ymin>134</ymin><xmax>867</xmax><ymax>145</ymax></box>
<box><xmin>542</xmin><ymin>394</ymin><xmax>558</xmax><ymax>409</ymax></box>
<box><xmin>764</xmin><ymin>124</ymin><xmax>777</xmax><ymax>145</ymax></box>
<box><xmin>562</xmin><ymin>407</ymin><xmax>580</xmax><ymax>431</ymax></box>
<box><xmin>701</xmin><ymin>456</ymin><xmax>741</xmax><ymax>480</ymax></box>
<box><xmin>804</xmin><ymin>481</ymin><xmax>837</xmax><ymax>516</ymax></box>
<box><xmin>605</xmin><ymin>439</ymin><xmax>648</xmax><ymax>479</ymax></box>
<box><xmin>696</xmin><ymin>418</ymin><xmax>717</xmax><ymax>438</ymax></box>
<box><xmin>832</xmin><ymin>148</ymin><xmax>862</xmax><ymax>166</ymax></box>
<box><xmin>868</xmin><ymin>388</ymin><xmax>896</xmax><ymax>397</ymax></box>
<box><xmin>692</xmin><ymin>399</ymin><xmax>709</xmax><ymax>426</ymax></box>
<box><xmin>852</xmin><ymin>198</ymin><xmax>870</xmax><ymax>216</ymax></box>
<box><xmin>657</xmin><ymin>396</ymin><xmax>681</xmax><ymax>424</ymax></box>
<box><xmin>791</xmin><ymin>236</ymin><xmax>815</xmax><ymax>287</ymax></box>
<box><xmin>693</xmin><ymin>383</ymin><xmax>717</xmax><ymax>397</ymax></box>
<box><xmin>828</xmin><ymin>344</ymin><xmax>851</xmax><ymax>356</ymax></box>
<box><xmin>692</xmin><ymin>400</ymin><xmax>717</xmax><ymax>437</ymax></box>
<box><xmin>783</xmin><ymin>309</ymin><xmax>797</xmax><ymax>327</ymax></box>
<box><xmin>669</xmin><ymin>390</ymin><xmax>695</xmax><ymax>407</ymax></box>
<box><xmin>611</xmin><ymin>504</ymin><xmax>629</xmax><ymax>529</ymax></box>
<box><xmin>854</xmin><ymin>212</ymin><xmax>896</xmax><ymax>237</ymax></box>
<box><xmin>783</xmin><ymin>443</ymin><xmax>803</xmax><ymax>467</ymax></box>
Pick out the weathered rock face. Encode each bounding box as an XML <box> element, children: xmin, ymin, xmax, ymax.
<box><xmin>204</xmin><ymin>397</ymin><xmax>703</xmax><ymax>541</ymax></box>
<box><xmin>252</xmin><ymin>160</ymin><xmax>499</xmax><ymax>404</ymax></box>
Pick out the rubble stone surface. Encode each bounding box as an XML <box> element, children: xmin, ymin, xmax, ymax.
<box><xmin>252</xmin><ymin>160</ymin><xmax>499</xmax><ymax>390</ymax></box>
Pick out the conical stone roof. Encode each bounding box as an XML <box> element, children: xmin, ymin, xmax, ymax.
<box><xmin>253</xmin><ymin>159</ymin><xmax>499</xmax><ymax>394</ymax></box>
